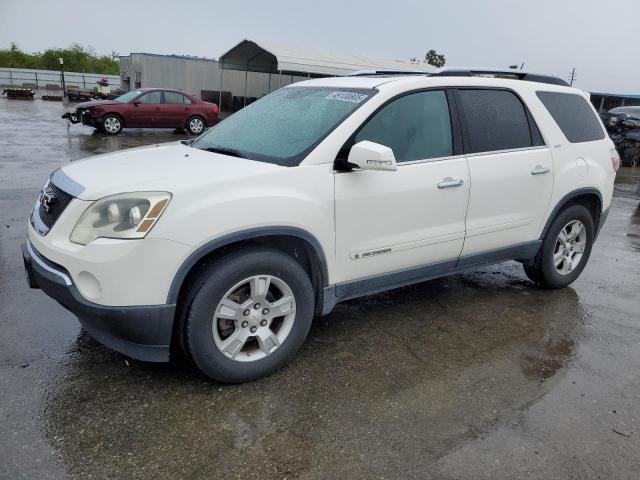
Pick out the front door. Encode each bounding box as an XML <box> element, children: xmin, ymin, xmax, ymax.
<box><xmin>455</xmin><ymin>88</ymin><xmax>554</xmax><ymax>256</ymax></box>
<box><xmin>128</xmin><ymin>90</ymin><xmax>163</xmax><ymax>127</ymax></box>
<box><xmin>334</xmin><ymin>90</ymin><xmax>470</xmax><ymax>284</ymax></box>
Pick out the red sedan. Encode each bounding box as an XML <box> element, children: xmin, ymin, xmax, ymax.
<box><xmin>62</xmin><ymin>88</ymin><xmax>219</xmax><ymax>135</ymax></box>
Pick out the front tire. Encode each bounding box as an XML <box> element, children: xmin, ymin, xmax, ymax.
<box><xmin>184</xmin><ymin>247</ymin><xmax>314</xmax><ymax>383</ymax></box>
<box><xmin>101</xmin><ymin>114</ymin><xmax>123</xmax><ymax>135</ymax></box>
<box><xmin>524</xmin><ymin>204</ymin><xmax>594</xmax><ymax>288</ymax></box>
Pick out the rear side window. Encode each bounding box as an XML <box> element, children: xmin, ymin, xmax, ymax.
<box><xmin>458</xmin><ymin>89</ymin><xmax>534</xmax><ymax>153</ymax></box>
<box><xmin>536</xmin><ymin>91</ymin><xmax>605</xmax><ymax>143</ymax></box>
<box><xmin>164</xmin><ymin>91</ymin><xmax>186</xmax><ymax>104</ymax></box>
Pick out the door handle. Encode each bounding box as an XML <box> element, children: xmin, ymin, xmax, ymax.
<box><xmin>531</xmin><ymin>165</ymin><xmax>551</xmax><ymax>175</ymax></box>
<box><xmin>437</xmin><ymin>178</ymin><xmax>464</xmax><ymax>189</ymax></box>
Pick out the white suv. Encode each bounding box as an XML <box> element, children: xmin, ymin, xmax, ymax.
<box><xmin>23</xmin><ymin>69</ymin><xmax>618</xmax><ymax>383</ymax></box>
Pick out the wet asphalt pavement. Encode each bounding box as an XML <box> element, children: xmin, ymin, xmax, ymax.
<box><xmin>1</xmin><ymin>97</ymin><xmax>639</xmax><ymax>479</ymax></box>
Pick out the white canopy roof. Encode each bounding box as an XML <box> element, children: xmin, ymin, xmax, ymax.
<box><xmin>218</xmin><ymin>40</ymin><xmax>434</xmax><ymax>76</ymax></box>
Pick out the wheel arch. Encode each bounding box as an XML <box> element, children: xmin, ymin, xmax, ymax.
<box><xmin>167</xmin><ymin>227</ymin><xmax>329</xmax><ymax>314</ymax></box>
<box><xmin>540</xmin><ymin>188</ymin><xmax>603</xmax><ymax>240</ymax></box>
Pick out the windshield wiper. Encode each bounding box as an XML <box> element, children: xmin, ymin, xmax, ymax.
<box><xmin>199</xmin><ymin>146</ymin><xmax>247</xmax><ymax>158</ymax></box>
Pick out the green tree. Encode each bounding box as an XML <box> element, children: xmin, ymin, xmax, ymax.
<box><xmin>0</xmin><ymin>43</ymin><xmax>119</xmax><ymax>74</ymax></box>
<box><xmin>425</xmin><ymin>49</ymin><xmax>446</xmax><ymax>68</ymax></box>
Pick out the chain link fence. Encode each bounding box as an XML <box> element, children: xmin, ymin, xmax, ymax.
<box><xmin>0</xmin><ymin>67</ymin><xmax>121</xmax><ymax>92</ymax></box>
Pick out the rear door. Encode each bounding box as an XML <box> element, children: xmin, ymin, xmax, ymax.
<box><xmin>456</xmin><ymin>88</ymin><xmax>554</xmax><ymax>257</ymax></box>
<box><xmin>128</xmin><ymin>90</ymin><xmax>163</xmax><ymax>127</ymax></box>
<box><xmin>163</xmin><ymin>91</ymin><xmax>191</xmax><ymax>128</ymax></box>
<box><xmin>334</xmin><ymin>89</ymin><xmax>470</xmax><ymax>284</ymax></box>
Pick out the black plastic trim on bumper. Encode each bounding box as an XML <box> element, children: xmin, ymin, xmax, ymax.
<box><xmin>596</xmin><ymin>207</ymin><xmax>610</xmax><ymax>239</ymax></box>
<box><xmin>22</xmin><ymin>241</ymin><xmax>175</xmax><ymax>362</ymax></box>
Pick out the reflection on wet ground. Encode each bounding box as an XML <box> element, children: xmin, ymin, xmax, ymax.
<box><xmin>1</xmin><ymin>97</ymin><xmax>640</xmax><ymax>479</ymax></box>
<box><xmin>43</xmin><ymin>274</ymin><xmax>585</xmax><ymax>479</ymax></box>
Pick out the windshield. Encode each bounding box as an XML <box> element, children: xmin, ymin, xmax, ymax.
<box><xmin>115</xmin><ymin>90</ymin><xmax>142</xmax><ymax>103</ymax></box>
<box><xmin>192</xmin><ymin>87</ymin><xmax>376</xmax><ymax>166</ymax></box>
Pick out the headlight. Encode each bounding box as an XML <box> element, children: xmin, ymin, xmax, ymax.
<box><xmin>70</xmin><ymin>192</ymin><xmax>171</xmax><ymax>245</ymax></box>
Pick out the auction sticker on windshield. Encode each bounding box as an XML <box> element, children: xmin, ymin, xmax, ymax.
<box><xmin>325</xmin><ymin>91</ymin><xmax>369</xmax><ymax>103</ymax></box>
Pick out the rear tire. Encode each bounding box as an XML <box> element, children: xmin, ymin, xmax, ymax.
<box><xmin>183</xmin><ymin>247</ymin><xmax>314</xmax><ymax>383</ymax></box>
<box><xmin>186</xmin><ymin>115</ymin><xmax>205</xmax><ymax>135</ymax></box>
<box><xmin>524</xmin><ymin>204</ymin><xmax>594</xmax><ymax>288</ymax></box>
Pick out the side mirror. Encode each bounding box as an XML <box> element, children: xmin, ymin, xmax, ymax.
<box><xmin>347</xmin><ymin>140</ymin><xmax>397</xmax><ymax>172</ymax></box>
<box><xmin>133</xmin><ymin>100</ymin><xmax>141</xmax><ymax>106</ymax></box>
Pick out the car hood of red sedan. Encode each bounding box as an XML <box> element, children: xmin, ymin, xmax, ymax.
<box><xmin>73</xmin><ymin>99</ymin><xmax>122</xmax><ymax>109</ymax></box>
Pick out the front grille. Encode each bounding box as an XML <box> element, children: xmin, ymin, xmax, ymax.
<box><xmin>38</xmin><ymin>183</ymin><xmax>74</xmax><ymax>229</ymax></box>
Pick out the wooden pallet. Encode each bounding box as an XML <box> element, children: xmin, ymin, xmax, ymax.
<box><xmin>2</xmin><ymin>88</ymin><xmax>35</xmax><ymax>99</ymax></box>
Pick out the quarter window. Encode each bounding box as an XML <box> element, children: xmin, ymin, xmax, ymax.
<box><xmin>536</xmin><ymin>91</ymin><xmax>605</xmax><ymax>143</ymax></box>
<box><xmin>355</xmin><ymin>90</ymin><xmax>453</xmax><ymax>162</ymax></box>
<box><xmin>458</xmin><ymin>89</ymin><xmax>533</xmax><ymax>153</ymax></box>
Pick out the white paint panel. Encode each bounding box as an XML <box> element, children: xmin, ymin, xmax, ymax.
<box><xmin>462</xmin><ymin>148</ymin><xmax>554</xmax><ymax>256</ymax></box>
<box><xmin>334</xmin><ymin>158</ymin><xmax>470</xmax><ymax>283</ymax></box>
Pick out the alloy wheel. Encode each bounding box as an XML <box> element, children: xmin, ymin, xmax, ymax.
<box><xmin>103</xmin><ymin>117</ymin><xmax>121</xmax><ymax>134</ymax></box>
<box><xmin>553</xmin><ymin>220</ymin><xmax>587</xmax><ymax>275</ymax></box>
<box><xmin>189</xmin><ymin>118</ymin><xmax>204</xmax><ymax>134</ymax></box>
<box><xmin>212</xmin><ymin>275</ymin><xmax>296</xmax><ymax>362</ymax></box>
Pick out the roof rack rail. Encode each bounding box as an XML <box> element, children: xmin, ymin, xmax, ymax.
<box><xmin>347</xmin><ymin>67</ymin><xmax>570</xmax><ymax>87</ymax></box>
<box><xmin>348</xmin><ymin>69</ymin><xmax>431</xmax><ymax>76</ymax></box>
<box><xmin>428</xmin><ymin>68</ymin><xmax>570</xmax><ymax>87</ymax></box>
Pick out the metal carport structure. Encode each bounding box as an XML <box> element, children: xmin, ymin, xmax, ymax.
<box><xmin>217</xmin><ymin>39</ymin><xmax>433</xmax><ymax>111</ymax></box>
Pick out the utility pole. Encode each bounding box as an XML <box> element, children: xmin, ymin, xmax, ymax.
<box><xmin>568</xmin><ymin>67</ymin><xmax>576</xmax><ymax>86</ymax></box>
<box><xmin>59</xmin><ymin>57</ymin><xmax>68</xmax><ymax>104</ymax></box>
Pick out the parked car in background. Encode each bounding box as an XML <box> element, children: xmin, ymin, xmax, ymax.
<box><xmin>601</xmin><ymin>106</ymin><xmax>640</xmax><ymax>166</ymax></box>
<box><xmin>62</xmin><ymin>88</ymin><xmax>219</xmax><ymax>135</ymax></box>
<box><xmin>27</xmin><ymin>70</ymin><xmax>616</xmax><ymax>383</ymax></box>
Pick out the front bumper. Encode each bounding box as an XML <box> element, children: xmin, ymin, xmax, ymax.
<box><xmin>61</xmin><ymin>109</ymin><xmax>101</xmax><ymax>127</ymax></box>
<box><xmin>22</xmin><ymin>240</ymin><xmax>175</xmax><ymax>362</ymax></box>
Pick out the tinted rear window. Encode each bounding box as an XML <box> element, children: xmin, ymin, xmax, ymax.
<box><xmin>458</xmin><ymin>89</ymin><xmax>533</xmax><ymax>153</ymax></box>
<box><xmin>536</xmin><ymin>91</ymin><xmax>605</xmax><ymax>143</ymax></box>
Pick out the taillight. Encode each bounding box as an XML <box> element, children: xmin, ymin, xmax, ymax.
<box><xmin>212</xmin><ymin>104</ymin><xmax>219</xmax><ymax>115</ymax></box>
<box><xmin>610</xmin><ymin>148</ymin><xmax>620</xmax><ymax>172</ymax></box>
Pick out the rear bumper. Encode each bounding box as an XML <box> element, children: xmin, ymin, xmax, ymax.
<box><xmin>22</xmin><ymin>240</ymin><xmax>175</xmax><ymax>362</ymax></box>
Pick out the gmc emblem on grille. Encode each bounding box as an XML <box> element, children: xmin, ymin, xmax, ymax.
<box><xmin>41</xmin><ymin>186</ymin><xmax>58</xmax><ymax>212</ymax></box>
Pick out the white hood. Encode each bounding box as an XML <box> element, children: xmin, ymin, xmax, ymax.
<box><xmin>52</xmin><ymin>142</ymin><xmax>282</xmax><ymax>200</ymax></box>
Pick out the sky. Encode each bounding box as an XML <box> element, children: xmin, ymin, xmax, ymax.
<box><xmin>0</xmin><ymin>0</ymin><xmax>637</xmax><ymax>94</ymax></box>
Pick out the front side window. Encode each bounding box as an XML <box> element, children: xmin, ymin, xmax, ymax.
<box><xmin>164</xmin><ymin>91</ymin><xmax>186</xmax><ymax>104</ymax></box>
<box><xmin>115</xmin><ymin>90</ymin><xmax>142</xmax><ymax>103</ymax></box>
<box><xmin>355</xmin><ymin>90</ymin><xmax>453</xmax><ymax>162</ymax></box>
<box><xmin>537</xmin><ymin>91</ymin><xmax>605</xmax><ymax>143</ymax></box>
<box><xmin>192</xmin><ymin>87</ymin><xmax>375</xmax><ymax>166</ymax></box>
<box><xmin>138</xmin><ymin>91</ymin><xmax>162</xmax><ymax>104</ymax></box>
<box><xmin>458</xmin><ymin>89</ymin><xmax>533</xmax><ymax>153</ymax></box>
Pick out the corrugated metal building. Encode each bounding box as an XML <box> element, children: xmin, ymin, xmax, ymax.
<box><xmin>119</xmin><ymin>40</ymin><xmax>433</xmax><ymax>112</ymax></box>
<box><xmin>119</xmin><ymin>52</ymin><xmax>304</xmax><ymax>99</ymax></box>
